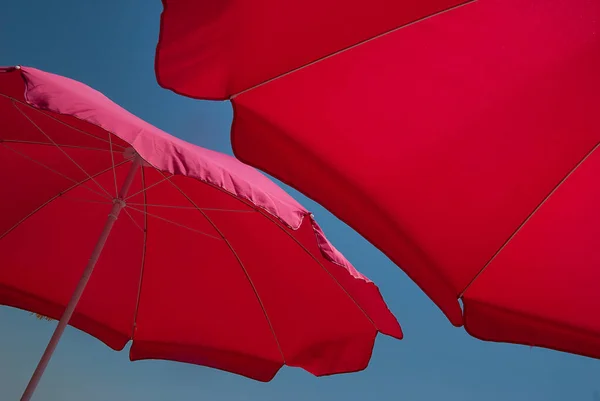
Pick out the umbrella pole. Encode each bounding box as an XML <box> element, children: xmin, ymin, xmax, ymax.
<box><xmin>20</xmin><ymin>155</ymin><xmax>142</xmax><ymax>401</ymax></box>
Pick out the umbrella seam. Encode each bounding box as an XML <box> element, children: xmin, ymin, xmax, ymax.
<box><xmin>155</xmin><ymin>171</ymin><xmax>288</xmax><ymax>365</ymax></box>
<box><xmin>229</xmin><ymin>0</ymin><xmax>476</xmax><ymax>99</ymax></box>
<box><xmin>0</xmin><ymin>139</ymin><xmax>124</xmax><ymax>153</ymax></box>
<box><xmin>5</xmin><ymin>86</ymin><xmax>306</xmax><ymax>232</ymax></box>
<box><xmin>12</xmin><ymin>100</ymin><xmax>114</xmax><ymax>199</ymax></box>
<box><xmin>459</xmin><ymin>139</ymin><xmax>600</xmax><ymax>298</ymax></box>
<box><xmin>146</xmin><ymin>146</ymin><xmax>383</xmax><ymax>332</ymax></box>
<box><xmin>146</xmin><ymin>136</ymin><xmax>381</xmax><ymax>330</ymax></box>
<box><xmin>125</xmin><ymin>204</ymin><xmax>223</xmax><ymax>241</ymax></box>
<box><xmin>0</xmin><ymin>93</ymin><xmax>127</xmax><ymax>149</ymax></box>
<box><xmin>121</xmin><ymin>207</ymin><xmax>145</xmax><ymax>233</ymax></box>
<box><xmin>165</xmin><ymin>169</ymin><xmax>382</xmax><ymax>332</ymax></box>
<box><xmin>254</xmin><ymin>208</ymin><xmax>380</xmax><ymax>332</ymax></box>
<box><xmin>230</xmin><ymin>102</ymin><xmax>460</xmax><ymax>325</ymax></box>
<box><xmin>137</xmin><ymin>149</ymin><xmax>388</xmax><ymax>329</ymax></box>
<box><xmin>0</xmin><ymin>142</ymin><xmax>114</xmax><ymax>202</ymax></box>
<box><xmin>125</xmin><ymin>174</ymin><xmax>172</xmax><ymax>200</ymax></box>
<box><xmin>0</xmin><ymin>159</ymin><xmax>129</xmax><ymax>241</ymax></box>
<box><xmin>108</xmin><ymin>132</ymin><xmax>119</xmax><ymax>197</ymax></box>
<box><xmin>131</xmin><ymin>164</ymin><xmax>149</xmax><ymax>338</ymax></box>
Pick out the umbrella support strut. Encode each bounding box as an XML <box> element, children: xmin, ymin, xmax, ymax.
<box><xmin>20</xmin><ymin>155</ymin><xmax>142</xmax><ymax>401</ymax></box>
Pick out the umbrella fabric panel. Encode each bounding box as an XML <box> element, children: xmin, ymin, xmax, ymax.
<box><xmin>230</xmin><ymin>0</ymin><xmax>600</xmax><ymax>327</ymax></box>
<box><xmin>464</xmin><ymin>142</ymin><xmax>600</xmax><ymax>357</ymax></box>
<box><xmin>0</xmin><ymin>89</ymin><xmax>146</xmax><ymax>350</ymax></box>
<box><xmin>8</xmin><ymin>66</ymin><xmax>310</xmax><ymax>233</ymax></box>
<box><xmin>132</xmin><ymin>172</ymin><xmax>399</xmax><ymax>380</ymax></box>
<box><xmin>155</xmin><ymin>0</ymin><xmax>468</xmax><ymax>99</ymax></box>
<box><xmin>0</xmin><ymin>147</ymin><xmax>146</xmax><ymax>351</ymax></box>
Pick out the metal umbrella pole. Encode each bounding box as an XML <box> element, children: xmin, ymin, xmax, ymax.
<box><xmin>20</xmin><ymin>155</ymin><xmax>142</xmax><ymax>401</ymax></box>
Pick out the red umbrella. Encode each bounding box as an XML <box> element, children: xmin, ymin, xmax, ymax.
<box><xmin>155</xmin><ymin>0</ymin><xmax>600</xmax><ymax>359</ymax></box>
<box><xmin>0</xmin><ymin>66</ymin><xmax>402</xmax><ymax>401</ymax></box>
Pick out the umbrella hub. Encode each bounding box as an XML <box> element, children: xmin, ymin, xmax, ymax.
<box><xmin>112</xmin><ymin>198</ymin><xmax>126</xmax><ymax>208</ymax></box>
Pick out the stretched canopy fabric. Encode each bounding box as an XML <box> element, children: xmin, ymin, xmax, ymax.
<box><xmin>155</xmin><ymin>0</ymin><xmax>600</xmax><ymax>359</ymax></box>
<box><xmin>0</xmin><ymin>66</ymin><xmax>402</xmax><ymax>382</ymax></box>
<box><xmin>155</xmin><ymin>0</ymin><xmax>470</xmax><ymax>99</ymax></box>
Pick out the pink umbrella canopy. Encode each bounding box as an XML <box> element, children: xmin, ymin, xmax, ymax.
<box><xmin>0</xmin><ymin>66</ymin><xmax>402</xmax><ymax>400</ymax></box>
<box><xmin>154</xmin><ymin>0</ymin><xmax>600</xmax><ymax>359</ymax></box>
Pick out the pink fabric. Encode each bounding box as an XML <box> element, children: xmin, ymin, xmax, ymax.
<box><xmin>10</xmin><ymin>65</ymin><xmax>357</xmax><ymax>274</ymax></box>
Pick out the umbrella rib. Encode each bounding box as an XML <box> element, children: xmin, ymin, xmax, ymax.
<box><xmin>122</xmin><ymin>207</ymin><xmax>145</xmax><ymax>233</ymax></box>
<box><xmin>230</xmin><ymin>0</ymin><xmax>476</xmax><ymax>99</ymax></box>
<box><xmin>126</xmin><ymin>202</ymin><xmax>255</xmax><ymax>213</ymax></box>
<box><xmin>131</xmin><ymin>165</ymin><xmax>148</xmax><ymax>337</ymax></box>
<box><xmin>125</xmin><ymin>175</ymin><xmax>172</xmax><ymax>200</ymax></box>
<box><xmin>108</xmin><ymin>132</ymin><xmax>119</xmax><ymax>197</ymax></box>
<box><xmin>255</xmin><ymin>210</ymin><xmax>379</xmax><ymax>331</ymax></box>
<box><xmin>12</xmin><ymin>101</ymin><xmax>114</xmax><ymax>199</ymax></box>
<box><xmin>147</xmin><ymin>169</ymin><xmax>380</xmax><ymax>332</ymax></box>
<box><xmin>0</xmin><ymin>142</ymin><xmax>113</xmax><ymax>201</ymax></box>
<box><xmin>0</xmin><ymin>139</ymin><xmax>124</xmax><ymax>153</ymax></box>
<box><xmin>0</xmin><ymin>159</ymin><xmax>129</xmax><ymax>240</ymax></box>
<box><xmin>189</xmin><ymin>208</ymin><xmax>254</xmax><ymax>213</ymax></box>
<box><xmin>125</xmin><ymin>204</ymin><xmax>223</xmax><ymax>241</ymax></box>
<box><xmin>158</xmin><ymin>172</ymin><xmax>380</xmax><ymax>331</ymax></box>
<box><xmin>59</xmin><ymin>196</ymin><xmax>113</xmax><ymax>205</ymax></box>
<box><xmin>156</xmin><ymin>171</ymin><xmax>287</xmax><ymax>364</ymax></box>
<box><xmin>1</xmin><ymin>94</ymin><xmax>126</xmax><ymax>149</ymax></box>
<box><xmin>459</xmin><ymin>140</ymin><xmax>600</xmax><ymax>298</ymax></box>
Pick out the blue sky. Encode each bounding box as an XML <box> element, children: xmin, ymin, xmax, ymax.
<box><xmin>1</xmin><ymin>1</ymin><xmax>598</xmax><ymax>400</ymax></box>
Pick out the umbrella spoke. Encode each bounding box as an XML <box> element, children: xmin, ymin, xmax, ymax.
<box><xmin>12</xmin><ymin>101</ymin><xmax>114</xmax><ymax>199</ymax></box>
<box><xmin>0</xmin><ymin>142</ymin><xmax>113</xmax><ymax>201</ymax></box>
<box><xmin>229</xmin><ymin>0</ymin><xmax>476</xmax><ymax>99</ymax></box>
<box><xmin>0</xmin><ymin>139</ymin><xmax>125</xmax><ymax>153</ymax></box>
<box><xmin>0</xmin><ymin>159</ymin><xmax>129</xmax><ymax>240</ymax></box>
<box><xmin>152</xmin><ymin>169</ymin><xmax>287</xmax><ymax>364</ymax></box>
<box><xmin>125</xmin><ymin>174</ymin><xmax>171</xmax><ymax>200</ymax></box>
<box><xmin>262</xmin><ymin>210</ymin><xmax>378</xmax><ymax>330</ymax></box>
<box><xmin>131</xmin><ymin>166</ymin><xmax>148</xmax><ymax>335</ymax></box>
<box><xmin>125</xmin><ymin>204</ymin><xmax>223</xmax><ymax>241</ymax></box>
<box><xmin>1</xmin><ymin>94</ymin><xmax>126</xmax><ymax>149</ymax></box>
<box><xmin>60</xmin><ymin>196</ymin><xmax>113</xmax><ymax>205</ymax></box>
<box><xmin>150</xmin><ymin>167</ymin><xmax>379</xmax><ymax>333</ymax></box>
<box><xmin>108</xmin><ymin>133</ymin><xmax>119</xmax><ymax>197</ymax></box>
<box><xmin>458</xmin><ymin>140</ymin><xmax>600</xmax><ymax>298</ymax></box>
<box><xmin>126</xmin><ymin>202</ymin><xmax>255</xmax><ymax>213</ymax></box>
<box><xmin>122</xmin><ymin>207</ymin><xmax>145</xmax><ymax>233</ymax></box>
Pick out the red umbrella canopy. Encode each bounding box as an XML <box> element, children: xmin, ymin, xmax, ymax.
<box><xmin>155</xmin><ymin>0</ymin><xmax>600</xmax><ymax>359</ymax></box>
<box><xmin>0</xmin><ymin>66</ymin><xmax>402</xmax><ymax>384</ymax></box>
<box><xmin>155</xmin><ymin>0</ymin><xmax>468</xmax><ymax>99</ymax></box>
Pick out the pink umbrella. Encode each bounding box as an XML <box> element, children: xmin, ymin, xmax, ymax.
<box><xmin>0</xmin><ymin>66</ymin><xmax>402</xmax><ymax>401</ymax></box>
<box><xmin>154</xmin><ymin>0</ymin><xmax>600</xmax><ymax>359</ymax></box>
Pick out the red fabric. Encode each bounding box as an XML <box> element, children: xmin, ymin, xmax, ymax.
<box><xmin>0</xmin><ymin>66</ymin><xmax>402</xmax><ymax>381</ymax></box>
<box><xmin>155</xmin><ymin>0</ymin><xmax>600</xmax><ymax>359</ymax></box>
<box><xmin>155</xmin><ymin>0</ymin><xmax>469</xmax><ymax>99</ymax></box>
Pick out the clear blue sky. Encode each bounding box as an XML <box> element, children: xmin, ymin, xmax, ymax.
<box><xmin>1</xmin><ymin>2</ymin><xmax>598</xmax><ymax>400</ymax></box>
